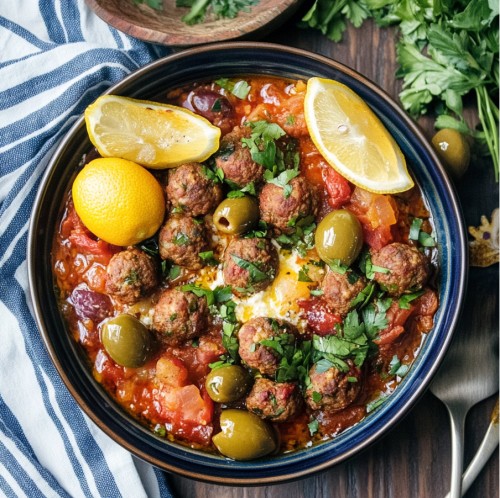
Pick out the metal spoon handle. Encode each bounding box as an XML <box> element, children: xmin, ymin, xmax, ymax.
<box><xmin>447</xmin><ymin>406</ymin><xmax>466</xmax><ymax>498</ymax></box>
<box><xmin>443</xmin><ymin>402</ymin><xmax>499</xmax><ymax>498</ymax></box>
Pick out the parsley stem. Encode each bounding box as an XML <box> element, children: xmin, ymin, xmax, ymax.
<box><xmin>476</xmin><ymin>85</ymin><xmax>499</xmax><ymax>181</ymax></box>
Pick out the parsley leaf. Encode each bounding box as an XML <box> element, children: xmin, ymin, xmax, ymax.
<box><xmin>178</xmin><ymin>0</ymin><xmax>259</xmax><ymax>25</ymax></box>
<box><xmin>215</xmin><ymin>78</ymin><xmax>252</xmax><ymax>99</ymax></box>
<box><xmin>263</xmin><ymin>167</ymin><xmax>300</xmax><ymax>198</ymax></box>
<box><xmin>231</xmin><ymin>254</ymin><xmax>271</xmax><ymax>284</ymax></box>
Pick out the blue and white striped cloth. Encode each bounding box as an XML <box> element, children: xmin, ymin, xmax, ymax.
<box><xmin>0</xmin><ymin>2</ymin><xmax>176</xmax><ymax>497</ymax></box>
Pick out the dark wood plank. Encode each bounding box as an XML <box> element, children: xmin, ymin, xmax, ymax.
<box><xmin>168</xmin><ymin>13</ymin><xmax>499</xmax><ymax>498</ymax></box>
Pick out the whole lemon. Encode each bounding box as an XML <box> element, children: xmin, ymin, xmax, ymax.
<box><xmin>72</xmin><ymin>157</ymin><xmax>165</xmax><ymax>246</ymax></box>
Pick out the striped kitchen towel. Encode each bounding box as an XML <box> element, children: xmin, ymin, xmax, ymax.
<box><xmin>0</xmin><ymin>2</ymin><xmax>176</xmax><ymax>497</ymax></box>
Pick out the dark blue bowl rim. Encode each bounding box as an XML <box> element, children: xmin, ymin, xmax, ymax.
<box><xmin>28</xmin><ymin>41</ymin><xmax>468</xmax><ymax>485</ymax></box>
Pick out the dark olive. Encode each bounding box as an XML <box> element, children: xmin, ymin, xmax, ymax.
<box><xmin>315</xmin><ymin>209</ymin><xmax>363</xmax><ymax>266</ymax></box>
<box><xmin>213</xmin><ymin>196</ymin><xmax>260</xmax><ymax>235</ymax></box>
<box><xmin>431</xmin><ymin>128</ymin><xmax>470</xmax><ymax>180</ymax></box>
<box><xmin>212</xmin><ymin>409</ymin><xmax>278</xmax><ymax>460</ymax></box>
<box><xmin>101</xmin><ymin>314</ymin><xmax>153</xmax><ymax>368</ymax></box>
<box><xmin>184</xmin><ymin>89</ymin><xmax>234</xmax><ymax>121</ymax></box>
<box><xmin>205</xmin><ymin>365</ymin><xmax>252</xmax><ymax>403</ymax></box>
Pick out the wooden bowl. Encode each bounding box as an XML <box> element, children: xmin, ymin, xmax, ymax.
<box><xmin>85</xmin><ymin>0</ymin><xmax>303</xmax><ymax>46</ymax></box>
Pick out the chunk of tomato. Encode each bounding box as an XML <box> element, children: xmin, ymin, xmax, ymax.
<box><xmin>322</xmin><ymin>167</ymin><xmax>352</xmax><ymax>209</ymax></box>
<box><xmin>298</xmin><ymin>297</ymin><xmax>342</xmax><ymax>336</ymax></box>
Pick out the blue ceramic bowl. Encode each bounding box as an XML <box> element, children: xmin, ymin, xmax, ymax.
<box><xmin>28</xmin><ymin>42</ymin><xmax>467</xmax><ymax>484</ymax></box>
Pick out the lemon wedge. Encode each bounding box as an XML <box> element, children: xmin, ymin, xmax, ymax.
<box><xmin>304</xmin><ymin>77</ymin><xmax>413</xmax><ymax>193</ymax></box>
<box><xmin>84</xmin><ymin>95</ymin><xmax>221</xmax><ymax>169</ymax></box>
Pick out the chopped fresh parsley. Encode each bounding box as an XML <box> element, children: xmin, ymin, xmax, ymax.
<box><xmin>389</xmin><ymin>355</ymin><xmax>410</xmax><ymax>377</ymax></box>
<box><xmin>298</xmin><ymin>265</ymin><xmax>313</xmax><ymax>283</ymax></box>
<box><xmin>308</xmin><ymin>418</ymin><xmax>319</xmax><ymax>436</ymax></box>
<box><xmin>215</xmin><ymin>78</ymin><xmax>252</xmax><ymax>99</ymax></box>
<box><xmin>409</xmin><ymin>218</ymin><xmax>437</xmax><ymax>247</ymax></box>
<box><xmin>199</xmin><ymin>250</ymin><xmax>219</xmax><ymax>266</ymax></box>
<box><xmin>173</xmin><ymin>232</ymin><xmax>190</xmax><ymax>246</ymax></box>
<box><xmin>182</xmin><ymin>284</ymin><xmax>240</xmax><ymax>366</ymax></box>
<box><xmin>124</xmin><ymin>270</ymin><xmax>139</xmax><ymax>285</ymax></box>
<box><xmin>359</xmin><ymin>250</ymin><xmax>390</xmax><ymax>280</ymax></box>
<box><xmin>134</xmin><ymin>0</ymin><xmax>163</xmax><ymax>9</ymax></box>
<box><xmin>263</xmin><ymin>167</ymin><xmax>300</xmax><ymax>198</ymax></box>
<box><xmin>231</xmin><ymin>254</ymin><xmax>270</xmax><ymax>283</ymax></box>
<box><xmin>275</xmin><ymin>215</ymin><xmax>316</xmax><ymax>256</ymax></box>
<box><xmin>177</xmin><ymin>0</ymin><xmax>260</xmax><ymax>26</ymax></box>
<box><xmin>241</xmin><ymin>120</ymin><xmax>286</xmax><ymax>169</ymax></box>
<box><xmin>398</xmin><ymin>290</ymin><xmax>424</xmax><ymax>310</ymax></box>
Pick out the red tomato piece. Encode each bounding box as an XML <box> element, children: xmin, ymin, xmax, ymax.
<box><xmin>375</xmin><ymin>301</ymin><xmax>415</xmax><ymax>346</ymax></box>
<box><xmin>322</xmin><ymin>167</ymin><xmax>352</xmax><ymax>209</ymax></box>
<box><xmin>298</xmin><ymin>297</ymin><xmax>342</xmax><ymax>336</ymax></box>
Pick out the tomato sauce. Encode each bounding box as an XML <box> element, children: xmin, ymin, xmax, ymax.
<box><xmin>52</xmin><ymin>76</ymin><xmax>439</xmax><ymax>457</ymax></box>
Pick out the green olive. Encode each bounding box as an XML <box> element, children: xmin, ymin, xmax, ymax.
<box><xmin>213</xmin><ymin>196</ymin><xmax>259</xmax><ymax>235</ymax></box>
<box><xmin>101</xmin><ymin>314</ymin><xmax>153</xmax><ymax>368</ymax></box>
<box><xmin>205</xmin><ymin>365</ymin><xmax>252</xmax><ymax>403</ymax></box>
<box><xmin>315</xmin><ymin>209</ymin><xmax>363</xmax><ymax>266</ymax></box>
<box><xmin>212</xmin><ymin>409</ymin><xmax>278</xmax><ymax>460</ymax></box>
<box><xmin>431</xmin><ymin>128</ymin><xmax>470</xmax><ymax>180</ymax></box>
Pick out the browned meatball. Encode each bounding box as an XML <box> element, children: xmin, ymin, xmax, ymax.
<box><xmin>237</xmin><ymin>317</ymin><xmax>297</xmax><ymax>376</ymax></box>
<box><xmin>305</xmin><ymin>362</ymin><xmax>362</xmax><ymax>412</ymax></box>
<box><xmin>223</xmin><ymin>237</ymin><xmax>279</xmax><ymax>295</ymax></box>
<box><xmin>259</xmin><ymin>176</ymin><xmax>318</xmax><ymax>233</ymax></box>
<box><xmin>246</xmin><ymin>377</ymin><xmax>303</xmax><ymax>422</ymax></box>
<box><xmin>370</xmin><ymin>242</ymin><xmax>430</xmax><ymax>296</ymax></box>
<box><xmin>105</xmin><ymin>247</ymin><xmax>158</xmax><ymax>305</ymax></box>
<box><xmin>166</xmin><ymin>162</ymin><xmax>222</xmax><ymax>217</ymax></box>
<box><xmin>152</xmin><ymin>288</ymin><xmax>209</xmax><ymax>345</ymax></box>
<box><xmin>321</xmin><ymin>269</ymin><xmax>368</xmax><ymax>316</ymax></box>
<box><xmin>158</xmin><ymin>214</ymin><xmax>209</xmax><ymax>270</ymax></box>
<box><xmin>214</xmin><ymin>126</ymin><xmax>264</xmax><ymax>187</ymax></box>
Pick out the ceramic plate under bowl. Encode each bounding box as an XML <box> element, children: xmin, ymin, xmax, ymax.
<box><xmin>28</xmin><ymin>42</ymin><xmax>467</xmax><ymax>485</ymax></box>
<box><xmin>85</xmin><ymin>0</ymin><xmax>302</xmax><ymax>46</ymax></box>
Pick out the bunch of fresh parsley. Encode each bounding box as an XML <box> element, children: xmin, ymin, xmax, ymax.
<box><xmin>301</xmin><ymin>0</ymin><xmax>499</xmax><ymax>180</ymax></box>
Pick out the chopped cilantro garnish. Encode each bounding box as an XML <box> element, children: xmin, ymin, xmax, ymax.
<box><xmin>389</xmin><ymin>355</ymin><xmax>410</xmax><ymax>377</ymax></box>
<box><xmin>263</xmin><ymin>167</ymin><xmax>300</xmax><ymax>198</ymax></box>
<box><xmin>410</xmin><ymin>218</ymin><xmax>437</xmax><ymax>247</ymax></box>
<box><xmin>366</xmin><ymin>394</ymin><xmax>388</xmax><ymax>413</ymax></box>
<box><xmin>308</xmin><ymin>418</ymin><xmax>319</xmax><ymax>436</ymax></box>
<box><xmin>231</xmin><ymin>254</ymin><xmax>270</xmax><ymax>283</ymax></box>
<box><xmin>298</xmin><ymin>265</ymin><xmax>313</xmax><ymax>282</ymax></box>
<box><xmin>215</xmin><ymin>78</ymin><xmax>251</xmax><ymax>99</ymax></box>
<box><xmin>198</xmin><ymin>250</ymin><xmax>219</xmax><ymax>266</ymax></box>
<box><xmin>398</xmin><ymin>290</ymin><xmax>424</xmax><ymax>309</ymax></box>
<box><xmin>173</xmin><ymin>232</ymin><xmax>190</xmax><ymax>246</ymax></box>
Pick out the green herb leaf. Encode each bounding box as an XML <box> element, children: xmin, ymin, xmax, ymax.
<box><xmin>231</xmin><ymin>254</ymin><xmax>270</xmax><ymax>283</ymax></box>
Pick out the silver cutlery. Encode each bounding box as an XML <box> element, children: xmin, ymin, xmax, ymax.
<box><xmin>430</xmin><ymin>312</ymin><xmax>499</xmax><ymax>498</ymax></box>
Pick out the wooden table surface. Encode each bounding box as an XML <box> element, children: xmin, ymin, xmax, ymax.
<box><xmin>168</xmin><ymin>8</ymin><xmax>499</xmax><ymax>498</ymax></box>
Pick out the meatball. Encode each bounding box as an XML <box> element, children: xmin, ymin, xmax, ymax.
<box><xmin>105</xmin><ymin>247</ymin><xmax>158</xmax><ymax>305</ymax></box>
<box><xmin>223</xmin><ymin>237</ymin><xmax>279</xmax><ymax>295</ymax></box>
<box><xmin>259</xmin><ymin>176</ymin><xmax>318</xmax><ymax>233</ymax></box>
<box><xmin>321</xmin><ymin>269</ymin><xmax>368</xmax><ymax>316</ymax></box>
<box><xmin>371</xmin><ymin>242</ymin><xmax>430</xmax><ymax>296</ymax></box>
<box><xmin>158</xmin><ymin>214</ymin><xmax>209</xmax><ymax>270</ymax></box>
<box><xmin>237</xmin><ymin>317</ymin><xmax>297</xmax><ymax>376</ymax></box>
<box><xmin>246</xmin><ymin>377</ymin><xmax>303</xmax><ymax>422</ymax></box>
<box><xmin>166</xmin><ymin>162</ymin><xmax>222</xmax><ymax>216</ymax></box>
<box><xmin>152</xmin><ymin>288</ymin><xmax>209</xmax><ymax>345</ymax></box>
<box><xmin>305</xmin><ymin>362</ymin><xmax>362</xmax><ymax>412</ymax></box>
<box><xmin>214</xmin><ymin>126</ymin><xmax>264</xmax><ymax>187</ymax></box>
